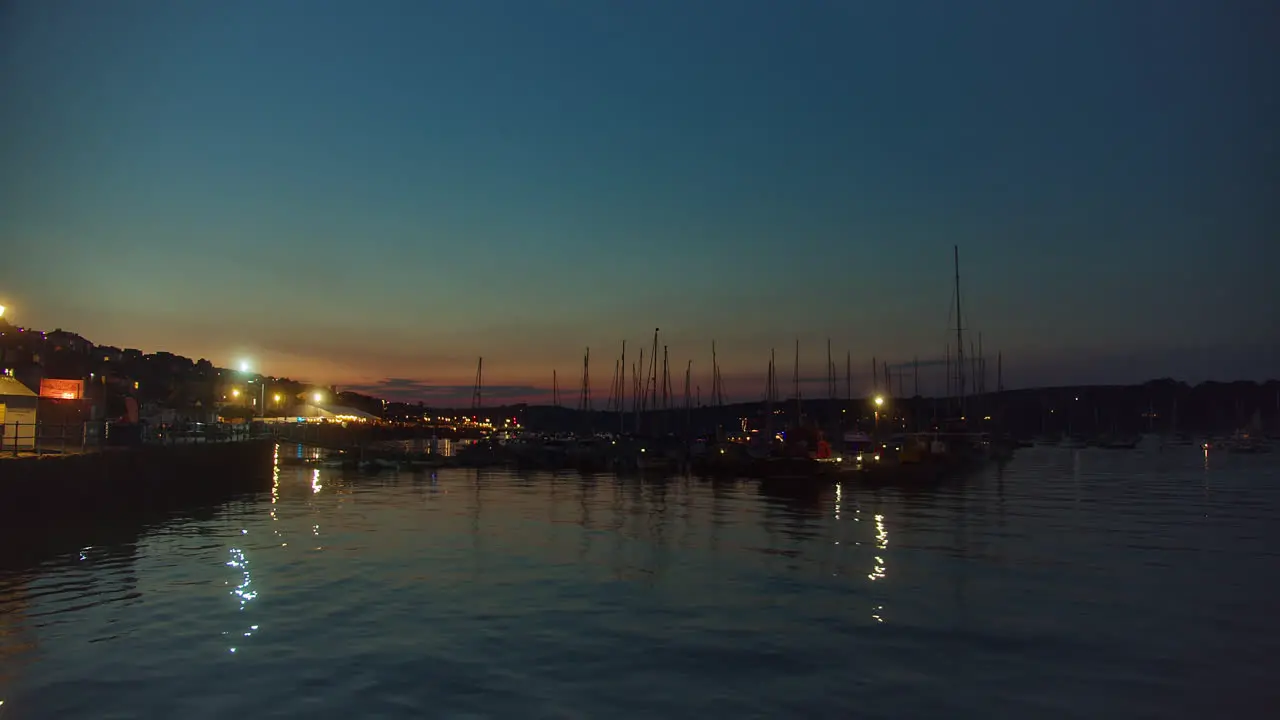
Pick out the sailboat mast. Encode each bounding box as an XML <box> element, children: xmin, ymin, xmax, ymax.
<box><xmin>471</xmin><ymin>357</ymin><xmax>483</xmax><ymax>413</ymax></box>
<box><xmin>765</xmin><ymin>351</ymin><xmax>775</xmax><ymax>434</ymax></box>
<box><xmin>845</xmin><ymin>351</ymin><xmax>851</xmax><ymax>402</ymax></box>
<box><xmin>553</xmin><ymin>369</ymin><xmax>559</xmax><ymax>407</ymax></box>
<box><xmin>632</xmin><ymin>360</ymin><xmax>641</xmax><ymax>431</ymax></box>
<box><xmin>945</xmin><ymin>343</ymin><xmax>951</xmax><ymax>399</ymax></box>
<box><xmin>579</xmin><ymin>348</ymin><xmax>591</xmax><ymax>413</ymax></box>
<box><xmin>769</xmin><ymin>349</ymin><xmax>777</xmax><ymax>405</ymax></box>
<box><xmin>649</xmin><ymin>328</ymin><xmax>659</xmax><ymax>415</ymax></box>
<box><xmin>827</xmin><ymin>339</ymin><xmax>834</xmax><ymax>400</ymax></box>
<box><xmin>794</xmin><ymin>339</ymin><xmax>802</xmax><ymax>421</ymax></box>
<box><xmin>711</xmin><ymin>341</ymin><xmax>720</xmax><ymax>406</ymax></box>
<box><xmin>610</xmin><ymin>359</ymin><xmax>620</xmax><ymax>413</ymax></box>
<box><xmin>683</xmin><ymin>360</ymin><xmax>692</xmax><ymax>435</ymax></box>
<box><xmin>619</xmin><ymin>340</ymin><xmax>626</xmax><ymax>434</ymax></box>
<box><xmin>970</xmin><ymin>340</ymin><xmax>977</xmax><ymax>404</ymax></box>
<box><xmin>661</xmin><ymin>346</ymin><xmax>669</xmax><ymax>411</ymax></box>
<box><xmin>636</xmin><ymin>348</ymin><xmax>645</xmax><ymax>412</ymax></box>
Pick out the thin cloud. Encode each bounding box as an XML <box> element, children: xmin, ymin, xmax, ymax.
<box><xmin>345</xmin><ymin>378</ymin><xmax>545</xmax><ymax>405</ymax></box>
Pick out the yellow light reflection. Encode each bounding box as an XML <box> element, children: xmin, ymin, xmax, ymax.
<box><xmin>271</xmin><ymin>445</ymin><xmax>282</xmax><ymax>544</ymax></box>
<box><xmin>868</xmin><ymin>514</ymin><xmax>888</xmax><ymax>581</ymax></box>
<box><xmin>872</xmin><ymin>605</ymin><xmax>885</xmax><ymax>623</ymax></box>
<box><xmin>312</xmin><ymin>468</ymin><xmax>322</xmax><ymax>494</ymax></box>
<box><xmin>225</xmin><ymin>544</ymin><xmax>262</xmax><ymax>654</ymax></box>
<box><xmin>227</xmin><ymin>548</ymin><xmax>256</xmax><ymax>607</ymax></box>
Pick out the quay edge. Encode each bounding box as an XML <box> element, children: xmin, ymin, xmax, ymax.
<box><xmin>0</xmin><ymin>440</ymin><xmax>277</xmax><ymax>523</ymax></box>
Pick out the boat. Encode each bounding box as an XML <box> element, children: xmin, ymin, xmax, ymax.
<box><xmin>1098</xmin><ymin>434</ymin><xmax>1140</xmax><ymax>450</ymax></box>
<box><xmin>1226</xmin><ymin>432</ymin><xmax>1270</xmax><ymax>454</ymax></box>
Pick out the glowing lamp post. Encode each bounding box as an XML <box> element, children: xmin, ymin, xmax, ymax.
<box><xmin>238</xmin><ymin>359</ymin><xmax>268</xmax><ymax>417</ymax></box>
<box><xmin>0</xmin><ymin>305</ymin><xmax>6</xmax><ymax>319</ymax></box>
<box><xmin>874</xmin><ymin>395</ymin><xmax>885</xmax><ymax>433</ymax></box>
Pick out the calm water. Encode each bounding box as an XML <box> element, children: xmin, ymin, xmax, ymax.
<box><xmin>2</xmin><ymin>445</ymin><xmax>1277</xmax><ymax>718</ymax></box>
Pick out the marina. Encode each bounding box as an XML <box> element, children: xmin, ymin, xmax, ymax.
<box><xmin>2</xmin><ymin>2</ymin><xmax>1273</xmax><ymax>715</ymax></box>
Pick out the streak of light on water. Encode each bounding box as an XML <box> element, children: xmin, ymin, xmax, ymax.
<box><xmin>0</xmin><ymin>445</ymin><xmax>1276</xmax><ymax>718</ymax></box>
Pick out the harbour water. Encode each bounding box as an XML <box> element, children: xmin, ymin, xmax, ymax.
<box><xmin>1</xmin><ymin>446</ymin><xmax>1277</xmax><ymax>718</ymax></box>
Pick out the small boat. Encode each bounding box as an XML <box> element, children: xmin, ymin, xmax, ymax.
<box><xmin>1227</xmin><ymin>434</ymin><xmax>1270</xmax><ymax>454</ymax></box>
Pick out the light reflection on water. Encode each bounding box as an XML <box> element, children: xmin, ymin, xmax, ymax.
<box><xmin>0</xmin><ymin>446</ymin><xmax>1277</xmax><ymax>718</ymax></box>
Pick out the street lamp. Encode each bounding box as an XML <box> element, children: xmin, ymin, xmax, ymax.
<box><xmin>873</xmin><ymin>395</ymin><xmax>884</xmax><ymax>434</ymax></box>
<box><xmin>313</xmin><ymin>391</ymin><xmax>323</xmax><ymax>404</ymax></box>
<box><xmin>0</xmin><ymin>305</ymin><xmax>6</xmax><ymax>319</ymax></box>
<box><xmin>238</xmin><ymin>359</ymin><xmax>267</xmax><ymax>417</ymax></box>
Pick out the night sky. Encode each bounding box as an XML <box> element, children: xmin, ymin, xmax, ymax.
<box><xmin>2</xmin><ymin>1</ymin><xmax>1276</xmax><ymax>404</ymax></box>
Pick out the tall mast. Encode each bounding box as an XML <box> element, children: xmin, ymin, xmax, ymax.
<box><xmin>945</xmin><ymin>343</ymin><xmax>951</xmax><ymax>398</ymax></box>
<box><xmin>552</xmin><ymin>369</ymin><xmax>559</xmax><ymax>407</ymax></box>
<box><xmin>683</xmin><ymin>360</ymin><xmax>692</xmax><ymax>436</ymax></box>
<box><xmin>470</xmin><ymin>357</ymin><xmax>483</xmax><ymax>414</ymax></box>
<box><xmin>871</xmin><ymin>356</ymin><xmax>878</xmax><ymax>393</ymax></box>
<box><xmin>762</xmin><ymin>351</ymin><xmax>773</xmax><ymax>407</ymax></box>
<box><xmin>661</xmin><ymin>346</ymin><xmax>671</xmax><ymax>411</ymax></box>
<box><xmin>827</xmin><ymin>339</ymin><xmax>834</xmax><ymax>400</ymax></box>
<box><xmin>978</xmin><ymin>332</ymin><xmax>985</xmax><ymax>396</ymax></box>
<box><xmin>913</xmin><ymin>356</ymin><xmax>920</xmax><ymax>432</ymax></box>
<box><xmin>636</xmin><ymin>348</ymin><xmax>645</xmax><ymax>412</ymax></box>
<box><xmin>711</xmin><ymin>341</ymin><xmax>720</xmax><ymax>406</ymax></box>
<box><xmin>579</xmin><ymin>347</ymin><xmax>591</xmax><ymax>413</ymax></box>
<box><xmin>997</xmin><ymin>351</ymin><xmax>1003</xmax><ymax>393</ymax></box>
<box><xmin>765</xmin><ymin>351</ymin><xmax>775</xmax><ymax>435</ymax></box>
<box><xmin>635</xmin><ymin>346</ymin><xmax>645</xmax><ymax>433</ymax></box>
<box><xmin>634</xmin><ymin>361</ymin><xmax>645</xmax><ymax>427</ymax></box>
<box><xmin>970</xmin><ymin>340</ymin><xmax>977</xmax><ymax>406</ymax></box>
<box><xmin>793</xmin><ymin>339</ymin><xmax>802</xmax><ymax>421</ymax></box>
<box><xmin>649</xmin><ymin>328</ymin><xmax>659</xmax><ymax>415</ymax></box>
<box><xmin>845</xmin><ymin>351</ymin><xmax>851</xmax><ymax>402</ymax></box>
<box><xmin>609</xmin><ymin>359</ymin><xmax>620</xmax><ymax>413</ymax></box>
<box><xmin>618</xmin><ymin>340</ymin><xmax>626</xmax><ymax>434</ymax></box>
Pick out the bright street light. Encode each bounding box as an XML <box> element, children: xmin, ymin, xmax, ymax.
<box><xmin>0</xmin><ymin>305</ymin><xmax>6</xmax><ymax>319</ymax></box>
<box><xmin>312</xmin><ymin>392</ymin><xmax>323</xmax><ymax>403</ymax></box>
<box><xmin>874</xmin><ymin>396</ymin><xmax>884</xmax><ymax>407</ymax></box>
<box><xmin>238</xmin><ymin>360</ymin><xmax>251</xmax><ymax>373</ymax></box>
<box><xmin>273</xmin><ymin>393</ymin><xmax>282</xmax><ymax>403</ymax></box>
<box><xmin>231</xmin><ymin>388</ymin><xmax>241</xmax><ymax>398</ymax></box>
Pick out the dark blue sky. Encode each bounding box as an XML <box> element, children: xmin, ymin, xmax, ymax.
<box><xmin>2</xmin><ymin>1</ymin><xmax>1275</xmax><ymax>403</ymax></box>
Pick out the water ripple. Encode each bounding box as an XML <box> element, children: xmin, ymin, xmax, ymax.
<box><xmin>0</xmin><ymin>450</ymin><xmax>1277</xmax><ymax>717</ymax></box>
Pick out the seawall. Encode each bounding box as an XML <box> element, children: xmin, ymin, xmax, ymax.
<box><xmin>0</xmin><ymin>440</ymin><xmax>277</xmax><ymax>524</ymax></box>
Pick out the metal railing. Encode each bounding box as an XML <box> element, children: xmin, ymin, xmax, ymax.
<box><xmin>0</xmin><ymin>420</ymin><xmax>261</xmax><ymax>457</ymax></box>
